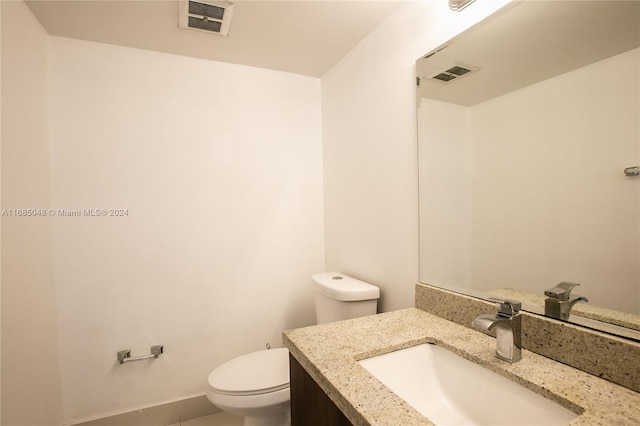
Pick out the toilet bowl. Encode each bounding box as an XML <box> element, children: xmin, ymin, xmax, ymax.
<box><xmin>207</xmin><ymin>348</ymin><xmax>290</xmax><ymax>426</ymax></box>
<box><xmin>206</xmin><ymin>272</ymin><xmax>380</xmax><ymax>425</ymax></box>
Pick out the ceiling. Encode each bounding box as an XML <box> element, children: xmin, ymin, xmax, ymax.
<box><xmin>25</xmin><ymin>0</ymin><xmax>408</xmax><ymax>78</ymax></box>
<box><xmin>417</xmin><ymin>0</ymin><xmax>640</xmax><ymax>106</ymax></box>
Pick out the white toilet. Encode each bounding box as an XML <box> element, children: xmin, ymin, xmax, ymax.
<box><xmin>206</xmin><ymin>272</ymin><xmax>380</xmax><ymax>426</ymax></box>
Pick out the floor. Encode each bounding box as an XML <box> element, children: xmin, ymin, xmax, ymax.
<box><xmin>169</xmin><ymin>411</ymin><xmax>243</xmax><ymax>426</ymax></box>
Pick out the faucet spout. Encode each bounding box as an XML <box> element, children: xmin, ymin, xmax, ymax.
<box><xmin>472</xmin><ymin>299</ymin><xmax>522</xmax><ymax>363</ymax></box>
<box><xmin>568</xmin><ymin>295</ymin><xmax>589</xmax><ymax>309</ymax></box>
<box><xmin>471</xmin><ymin>314</ymin><xmax>504</xmax><ymax>331</ymax></box>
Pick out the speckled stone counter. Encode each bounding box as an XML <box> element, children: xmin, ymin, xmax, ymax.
<box><xmin>417</xmin><ymin>283</ymin><xmax>640</xmax><ymax>392</ymax></box>
<box><xmin>283</xmin><ymin>308</ymin><xmax>640</xmax><ymax>426</ymax></box>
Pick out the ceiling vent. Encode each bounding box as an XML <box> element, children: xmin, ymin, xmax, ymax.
<box><xmin>427</xmin><ymin>63</ymin><xmax>480</xmax><ymax>83</ymax></box>
<box><xmin>449</xmin><ymin>0</ymin><xmax>477</xmax><ymax>12</ymax></box>
<box><xmin>178</xmin><ymin>0</ymin><xmax>235</xmax><ymax>36</ymax></box>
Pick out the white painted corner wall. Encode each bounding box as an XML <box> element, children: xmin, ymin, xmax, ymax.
<box><xmin>320</xmin><ymin>0</ymin><xmax>511</xmax><ymax>312</ymax></box>
<box><xmin>0</xmin><ymin>0</ymin><xmax>518</xmax><ymax>423</ymax></box>
<box><xmin>0</xmin><ymin>1</ymin><xmax>3</xmax><ymax>421</ymax></box>
<box><xmin>1</xmin><ymin>1</ymin><xmax>63</xmax><ymax>425</ymax></box>
<box><xmin>48</xmin><ymin>37</ymin><xmax>324</xmax><ymax>423</ymax></box>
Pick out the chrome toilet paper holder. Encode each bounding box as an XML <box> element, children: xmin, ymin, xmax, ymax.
<box><xmin>624</xmin><ymin>166</ymin><xmax>639</xmax><ymax>176</ymax></box>
<box><xmin>117</xmin><ymin>345</ymin><xmax>163</xmax><ymax>364</ymax></box>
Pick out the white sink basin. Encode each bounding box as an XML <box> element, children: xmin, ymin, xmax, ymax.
<box><xmin>358</xmin><ymin>343</ymin><xmax>579</xmax><ymax>426</ymax></box>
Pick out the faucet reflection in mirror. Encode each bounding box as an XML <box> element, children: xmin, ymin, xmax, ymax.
<box><xmin>544</xmin><ymin>282</ymin><xmax>589</xmax><ymax>322</ymax></box>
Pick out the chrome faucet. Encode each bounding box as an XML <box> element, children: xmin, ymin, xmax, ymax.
<box><xmin>472</xmin><ymin>299</ymin><xmax>522</xmax><ymax>363</ymax></box>
<box><xmin>544</xmin><ymin>282</ymin><xmax>588</xmax><ymax>321</ymax></box>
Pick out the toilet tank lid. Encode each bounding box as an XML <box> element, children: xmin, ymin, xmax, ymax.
<box><xmin>312</xmin><ymin>272</ymin><xmax>380</xmax><ymax>301</ymax></box>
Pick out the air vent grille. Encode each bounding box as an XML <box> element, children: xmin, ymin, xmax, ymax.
<box><xmin>449</xmin><ymin>0</ymin><xmax>477</xmax><ymax>12</ymax></box>
<box><xmin>427</xmin><ymin>63</ymin><xmax>480</xmax><ymax>84</ymax></box>
<box><xmin>189</xmin><ymin>1</ymin><xmax>225</xmax><ymax>20</ymax></box>
<box><xmin>188</xmin><ymin>16</ymin><xmax>222</xmax><ymax>33</ymax></box>
<box><xmin>432</xmin><ymin>72</ymin><xmax>457</xmax><ymax>82</ymax></box>
<box><xmin>179</xmin><ymin>0</ymin><xmax>235</xmax><ymax>36</ymax></box>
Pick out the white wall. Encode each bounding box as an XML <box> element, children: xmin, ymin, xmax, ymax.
<box><xmin>470</xmin><ymin>48</ymin><xmax>640</xmax><ymax>313</ymax></box>
<box><xmin>1</xmin><ymin>1</ymin><xmax>3</xmax><ymax>421</ymax></box>
<box><xmin>321</xmin><ymin>0</ymin><xmax>511</xmax><ymax>312</ymax></box>
<box><xmin>1</xmin><ymin>0</ymin><xmax>518</xmax><ymax>422</ymax></box>
<box><xmin>48</xmin><ymin>37</ymin><xmax>324</xmax><ymax>423</ymax></box>
<box><xmin>1</xmin><ymin>1</ymin><xmax>63</xmax><ymax>425</ymax></box>
<box><xmin>419</xmin><ymin>98</ymin><xmax>472</xmax><ymax>288</ymax></box>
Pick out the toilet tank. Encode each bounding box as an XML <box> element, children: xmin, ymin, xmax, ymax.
<box><xmin>312</xmin><ymin>272</ymin><xmax>380</xmax><ymax>324</ymax></box>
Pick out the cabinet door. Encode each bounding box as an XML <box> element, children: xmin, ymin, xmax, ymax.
<box><xmin>289</xmin><ymin>354</ymin><xmax>353</xmax><ymax>426</ymax></box>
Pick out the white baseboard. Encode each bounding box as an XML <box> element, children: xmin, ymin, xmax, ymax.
<box><xmin>71</xmin><ymin>395</ymin><xmax>220</xmax><ymax>426</ymax></box>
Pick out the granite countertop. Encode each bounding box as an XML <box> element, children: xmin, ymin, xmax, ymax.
<box><xmin>283</xmin><ymin>308</ymin><xmax>640</xmax><ymax>426</ymax></box>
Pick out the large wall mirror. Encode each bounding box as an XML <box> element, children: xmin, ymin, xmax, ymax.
<box><xmin>417</xmin><ymin>1</ymin><xmax>640</xmax><ymax>340</ymax></box>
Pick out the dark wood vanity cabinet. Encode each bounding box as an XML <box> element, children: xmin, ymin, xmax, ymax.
<box><xmin>289</xmin><ymin>354</ymin><xmax>353</xmax><ymax>426</ymax></box>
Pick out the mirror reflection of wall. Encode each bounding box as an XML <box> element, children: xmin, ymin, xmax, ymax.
<box><xmin>420</xmin><ymin>47</ymin><xmax>640</xmax><ymax>312</ymax></box>
<box><xmin>417</xmin><ymin>1</ymin><xmax>640</xmax><ymax>331</ymax></box>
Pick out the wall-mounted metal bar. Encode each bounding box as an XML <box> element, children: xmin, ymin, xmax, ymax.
<box><xmin>624</xmin><ymin>166</ymin><xmax>639</xmax><ymax>176</ymax></box>
<box><xmin>117</xmin><ymin>345</ymin><xmax>163</xmax><ymax>364</ymax></box>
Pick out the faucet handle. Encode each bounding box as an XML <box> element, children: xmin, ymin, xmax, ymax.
<box><xmin>545</xmin><ymin>281</ymin><xmax>581</xmax><ymax>301</ymax></box>
<box><xmin>488</xmin><ymin>297</ymin><xmax>522</xmax><ymax>317</ymax></box>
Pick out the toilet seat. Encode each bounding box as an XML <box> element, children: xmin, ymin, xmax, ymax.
<box><xmin>208</xmin><ymin>348</ymin><xmax>290</xmax><ymax>396</ymax></box>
